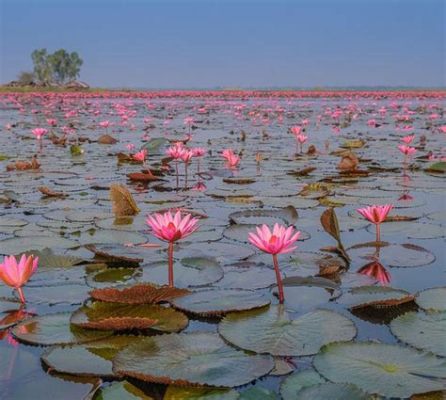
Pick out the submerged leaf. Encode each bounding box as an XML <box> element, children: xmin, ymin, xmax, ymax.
<box><xmin>109</xmin><ymin>183</ymin><xmax>140</xmax><ymax>217</ymax></box>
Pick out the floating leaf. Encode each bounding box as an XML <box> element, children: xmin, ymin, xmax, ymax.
<box><xmin>71</xmin><ymin>302</ymin><xmax>188</xmax><ymax>332</ymax></box>
<box><xmin>239</xmin><ymin>387</ymin><xmax>279</xmax><ymax>399</ymax></box>
<box><xmin>170</xmin><ymin>289</ymin><xmax>270</xmax><ymax>316</ymax></box>
<box><xmin>109</xmin><ymin>183</ymin><xmax>140</xmax><ymax>217</ymax></box>
<box><xmin>23</xmin><ymin>248</ymin><xmax>83</xmax><ymax>268</ymax></box>
<box><xmin>390</xmin><ymin>311</ymin><xmax>446</xmax><ymax>356</ymax></box>
<box><xmin>291</xmin><ymin>383</ymin><xmax>372</xmax><ymax>400</ymax></box>
<box><xmin>218</xmin><ymin>306</ymin><xmax>356</xmax><ymax>356</ymax></box>
<box><xmin>337</xmin><ymin>286</ymin><xmax>414</xmax><ymax>309</ymax></box>
<box><xmin>93</xmin><ymin>381</ymin><xmax>154</xmax><ymax>399</ymax></box>
<box><xmin>12</xmin><ymin>312</ymin><xmax>112</xmax><ymax>345</ymax></box>
<box><xmin>112</xmin><ymin>332</ymin><xmax>274</xmax><ymax>387</ymax></box>
<box><xmin>85</xmin><ymin>244</ymin><xmax>143</xmax><ymax>267</ymax></box>
<box><xmin>142</xmin><ymin>257</ymin><xmax>223</xmax><ymax>288</ymax></box>
<box><xmin>416</xmin><ymin>287</ymin><xmax>446</xmax><ymax>312</ymax></box>
<box><xmin>280</xmin><ymin>369</ymin><xmax>326</xmax><ymax>400</ymax></box>
<box><xmin>90</xmin><ymin>284</ymin><xmax>190</xmax><ymax>304</ymax></box>
<box><xmin>164</xmin><ymin>386</ymin><xmax>239</xmax><ymax>400</ymax></box>
<box><xmin>41</xmin><ymin>336</ymin><xmax>141</xmax><ymax>377</ymax></box>
<box><xmin>348</xmin><ymin>242</ymin><xmax>436</xmax><ymax>268</ymax></box>
<box><xmin>228</xmin><ymin>206</ymin><xmax>298</xmax><ymax>225</ymax></box>
<box><xmin>313</xmin><ymin>341</ymin><xmax>446</xmax><ymax>398</ymax></box>
<box><xmin>425</xmin><ymin>161</ymin><xmax>446</xmax><ymax>173</ymax></box>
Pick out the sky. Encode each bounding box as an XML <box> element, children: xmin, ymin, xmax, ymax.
<box><xmin>0</xmin><ymin>0</ymin><xmax>444</xmax><ymax>88</ymax></box>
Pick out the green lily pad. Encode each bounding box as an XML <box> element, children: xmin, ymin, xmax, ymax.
<box><xmin>348</xmin><ymin>242</ymin><xmax>436</xmax><ymax>268</ymax></box>
<box><xmin>291</xmin><ymin>383</ymin><xmax>372</xmax><ymax>400</ymax></box>
<box><xmin>218</xmin><ymin>306</ymin><xmax>356</xmax><ymax>356</ymax></box>
<box><xmin>112</xmin><ymin>332</ymin><xmax>274</xmax><ymax>387</ymax></box>
<box><xmin>228</xmin><ymin>206</ymin><xmax>298</xmax><ymax>225</ymax></box>
<box><xmin>0</xmin><ymin>236</ymin><xmax>78</xmax><ymax>255</ymax></box>
<box><xmin>215</xmin><ymin>263</ymin><xmax>276</xmax><ymax>290</ymax></box>
<box><xmin>94</xmin><ymin>381</ymin><xmax>153</xmax><ymax>400</ymax></box>
<box><xmin>415</xmin><ymin>287</ymin><xmax>446</xmax><ymax>312</ymax></box>
<box><xmin>87</xmin><ymin>267</ymin><xmax>141</xmax><ymax>288</ymax></box>
<box><xmin>142</xmin><ymin>257</ymin><xmax>223</xmax><ymax>288</ymax></box>
<box><xmin>337</xmin><ymin>286</ymin><xmax>414</xmax><ymax>309</ymax></box>
<box><xmin>313</xmin><ymin>341</ymin><xmax>446</xmax><ymax>398</ymax></box>
<box><xmin>366</xmin><ymin>222</ymin><xmax>445</xmax><ymax>240</ymax></box>
<box><xmin>94</xmin><ymin>381</ymin><xmax>154</xmax><ymax>400</ymax></box>
<box><xmin>11</xmin><ymin>312</ymin><xmax>112</xmax><ymax>345</ymax></box>
<box><xmin>70</xmin><ymin>302</ymin><xmax>188</xmax><ymax>332</ymax></box>
<box><xmin>41</xmin><ymin>336</ymin><xmax>141</xmax><ymax>377</ymax></box>
<box><xmin>164</xmin><ymin>386</ymin><xmax>239</xmax><ymax>400</ymax></box>
<box><xmin>239</xmin><ymin>387</ymin><xmax>279</xmax><ymax>399</ymax></box>
<box><xmin>390</xmin><ymin>311</ymin><xmax>446</xmax><ymax>356</ymax></box>
<box><xmin>171</xmin><ymin>289</ymin><xmax>270</xmax><ymax>316</ymax></box>
<box><xmin>280</xmin><ymin>369</ymin><xmax>326</xmax><ymax>400</ymax></box>
<box><xmin>23</xmin><ymin>248</ymin><xmax>83</xmax><ymax>268</ymax></box>
<box><xmin>22</xmin><ymin>284</ymin><xmax>90</xmax><ymax>305</ymax></box>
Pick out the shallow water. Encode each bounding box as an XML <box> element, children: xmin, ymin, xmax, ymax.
<box><xmin>0</xmin><ymin>92</ymin><xmax>445</xmax><ymax>399</ymax></box>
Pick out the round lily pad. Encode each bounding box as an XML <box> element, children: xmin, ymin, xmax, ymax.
<box><xmin>390</xmin><ymin>311</ymin><xmax>446</xmax><ymax>356</ymax></box>
<box><xmin>280</xmin><ymin>369</ymin><xmax>326</xmax><ymax>400</ymax></box>
<box><xmin>71</xmin><ymin>302</ymin><xmax>188</xmax><ymax>332</ymax></box>
<box><xmin>142</xmin><ymin>257</ymin><xmax>223</xmax><ymax>288</ymax></box>
<box><xmin>164</xmin><ymin>386</ymin><xmax>239</xmax><ymax>400</ymax></box>
<box><xmin>415</xmin><ymin>287</ymin><xmax>446</xmax><ymax>312</ymax></box>
<box><xmin>93</xmin><ymin>381</ymin><xmax>154</xmax><ymax>400</ymax></box>
<box><xmin>314</xmin><ymin>341</ymin><xmax>446</xmax><ymax>398</ymax></box>
<box><xmin>228</xmin><ymin>206</ymin><xmax>298</xmax><ymax>225</ymax></box>
<box><xmin>337</xmin><ymin>286</ymin><xmax>414</xmax><ymax>309</ymax></box>
<box><xmin>41</xmin><ymin>336</ymin><xmax>142</xmax><ymax>377</ymax></box>
<box><xmin>11</xmin><ymin>312</ymin><xmax>112</xmax><ymax>345</ymax></box>
<box><xmin>170</xmin><ymin>289</ymin><xmax>270</xmax><ymax>316</ymax></box>
<box><xmin>292</xmin><ymin>383</ymin><xmax>372</xmax><ymax>400</ymax></box>
<box><xmin>348</xmin><ymin>242</ymin><xmax>436</xmax><ymax>268</ymax></box>
<box><xmin>0</xmin><ymin>236</ymin><xmax>78</xmax><ymax>255</ymax></box>
<box><xmin>216</xmin><ymin>263</ymin><xmax>276</xmax><ymax>290</ymax></box>
<box><xmin>218</xmin><ymin>306</ymin><xmax>356</xmax><ymax>356</ymax></box>
<box><xmin>366</xmin><ymin>222</ymin><xmax>444</xmax><ymax>240</ymax></box>
<box><xmin>112</xmin><ymin>332</ymin><xmax>274</xmax><ymax>387</ymax></box>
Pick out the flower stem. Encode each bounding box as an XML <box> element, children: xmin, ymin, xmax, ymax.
<box><xmin>17</xmin><ymin>287</ymin><xmax>26</xmax><ymax>304</ymax></box>
<box><xmin>184</xmin><ymin>162</ymin><xmax>188</xmax><ymax>189</ymax></box>
<box><xmin>168</xmin><ymin>242</ymin><xmax>174</xmax><ymax>287</ymax></box>
<box><xmin>272</xmin><ymin>254</ymin><xmax>285</xmax><ymax>304</ymax></box>
<box><xmin>175</xmin><ymin>161</ymin><xmax>179</xmax><ymax>190</ymax></box>
<box><xmin>376</xmin><ymin>223</ymin><xmax>381</xmax><ymax>243</ymax></box>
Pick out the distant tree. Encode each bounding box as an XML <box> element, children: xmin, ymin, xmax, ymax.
<box><xmin>17</xmin><ymin>71</ymin><xmax>35</xmax><ymax>85</ymax></box>
<box><xmin>31</xmin><ymin>48</ymin><xmax>52</xmax><ymax>85</ymax></box>
<box><xmin>31</xmin><ymin>48</ymin><xmax>83</xmax><ymax>85</ymax></box>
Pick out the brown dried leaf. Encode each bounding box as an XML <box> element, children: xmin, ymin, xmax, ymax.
<box><xmin>338</xmin><ymin>151</ymin><xmax>359</xmax><ymax>171</ymax></box>
<box><xmin>85</xmin><ymin>244</ymin><xmax>143</xmax><ymax>267</ymax></box>
<box><xmin>7</xmin><ymin>157</ymin><xmax>41</xmax><ymax>171</ymax></box>
<box><xmin>38</xmin><ymin>186</ymin><xmax>68</xmax><ymax>198</ymax></box>
<box><xmin>90</xmin><ymin>284</ymin><xmax>190</xmax><ymax>304</ymax></box>
<box><xmin>98</xmin><ymin>134</ymin><xmax>118</xmax><ymax>144</ymax></box>
<box><xmin>127</xmin><ymin>172</ymin><xmax>163</xmax><ymax>182</ymax></box>
<box><xmin>110</xmin><ymin>184</ymin><xmax>140</xmax><ymax>216</ymax></box>
<box><xmin>77</xmin><ymin>316</ymin><xmax>159</xmax><ymax>331</ymax></box>
<box><xmin>320</xmin><ymin>208</ymin><xmax>350</xmax><ymax>264</ymax></box>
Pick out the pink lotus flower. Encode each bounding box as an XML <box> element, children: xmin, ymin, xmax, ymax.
<box><xmin>357</xmin><ymin>204</ymin><xmax>393</xmax><ymax>242</ymax></box>
<box><xmin>248</xmin><ymin>224</ymin><xmax>300</xmax><ymax>304</ymax></box>
<box><xmin>0</xmin><ymin>254</ymin><xmax>38</xmax><ymax>303</ymax></box>
<box><xmin>126</xmin><ymin>143</ymin><xmax>135</xmax><ymax>152</ymax></box>
<box><xmin>180</xmin><ymin>149</ymin><xmax>193</xmax><ymax>164</ymax></box>
<box><xmin>46</xmin><ymin>118</ymin><xmax>57</xmax><ymax>127</ymax></box>
<box><xmin>367</xmin><ymin>119</ymin><xmax>377</xmax><ymax>127</ymax></box>
<box><xmin>401</xmin><ymin>135</ymin><xmax>415</xmax><ymax>144</ymax></box>
<box><xmin>99</xmin><ymin>120</ymin><xmax>111</xmax><ymax>128</ymax></box>
<box><xmin>357</xmin><ymin>260</ymin><xmax>391</xmax><ymax>285</ymax></box>
<box><xmin>398</xmin><ymin>144</ymin><xmax>416</xmax><ymax>156</ymax></box>
<box><xmin>296</xmin><ymin>134</ymin><xmax>308</xmax><ymax>144</ymax></box>
<box><xmin>132</xmin><ymin>149</ymin><xmax>147</xmax><ymax>163</ymax></box>
<box><xmin>439</xmin><ymin>126</ymin><xmax>446</xmax><ymax>134</ymax></box>
<box><xmin>146</xmin><ymin>211</ymin><xmax>199</xmax><ymax>287</ymax></box>
<box><xmin>291</xmin><ymin>126</ymin><xmax>302</xmax><ymax>135</ymax></box>
<box><xmin>166</xmin><ymin>143</ymin><xmax>185</xmax><ymax>160</ymax></box>
<box><xmin>31</xmin><ymin>128</ymin><xmax>48</xmax><ymax>140</ymax></box>
<box><xmin>191</xmin><ymin>147</ymin><xmax>206</xmax><ymax>157</ymax></box>
<box><xmin>184</xmin><ymin>117</ymin><xmax>194</xmax><ymax>126</ymax></box>
<box><xmin>222</xmin><ymin>149</ymin><xmax>240</xmax><ymax>168</ymax></box>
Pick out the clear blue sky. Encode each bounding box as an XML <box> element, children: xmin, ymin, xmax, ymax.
<box><xmin>0</xmin><ymin>0</ymin><xmax>444</xmax><ymax>88</ymax></box>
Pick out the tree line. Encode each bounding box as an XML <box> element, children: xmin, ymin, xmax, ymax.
<box><xmin>17</xmin><ymin>49</ymin><xmax>83</xmax><ymax>86</ymax></box>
